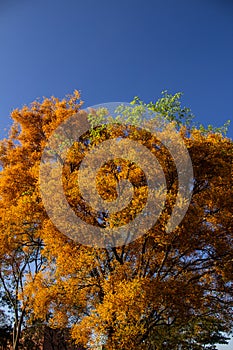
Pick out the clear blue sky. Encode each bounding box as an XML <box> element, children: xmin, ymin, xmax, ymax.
<box><xmin>0</xmin><ymin>1</ymin><xmax>232</xmax><ymax>348</ymax></box>
<box><xmin>0</xmin><ymin>0</ymin><xmax>232</xmax><ymax>140</ymax></box>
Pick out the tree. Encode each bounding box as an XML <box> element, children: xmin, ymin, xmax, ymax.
<box><xmin>0</xmin><ymin>91</ymin><xmax>232</xmax><ymax>349</ymax></box>
<box><xmin>0</xmin><ymin>91</ymin><xmax>82</xmax><ymax>349</ymax></box>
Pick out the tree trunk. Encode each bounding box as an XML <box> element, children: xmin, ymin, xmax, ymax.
<box><xmin>12</xmin><ymin>309</ymin><xmax>25</xmax><ymax>350</ymax></box>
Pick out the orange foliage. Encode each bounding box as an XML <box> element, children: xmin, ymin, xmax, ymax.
<box><xmin>0</xmin><ymin>91</ymin><xmax>232</xmax><ymax>349</ymax></box>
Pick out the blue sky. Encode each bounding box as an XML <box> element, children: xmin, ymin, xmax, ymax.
<box><xmin>0</xmin><ymin>1</ymin><xmax>232</xmax><ymax>348</ymax></box>
<box><xmin>0</xmin><ymin>0</ymin><xmax>232</xmax><ymax>140</ymax></box>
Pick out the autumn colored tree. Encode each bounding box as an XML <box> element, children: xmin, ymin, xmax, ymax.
<box><xmin>0</xmin><ymin>91</ymin><xmax>232</xmax><ymax>349</ymax></box>
<box><xmin>0</xmin><ymin>91</ymin><xmax>83</xmax><ymax>349</ymax></box>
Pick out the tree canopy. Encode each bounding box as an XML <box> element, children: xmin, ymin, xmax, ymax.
<box><xmin>0</xmin><ymin>90</ymin><xmax>232</xmax><ymax>349</ymax></box>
